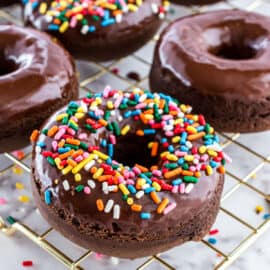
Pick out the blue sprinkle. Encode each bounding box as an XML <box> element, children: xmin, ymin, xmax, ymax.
<box><xmin>144</xmin><ymin>129</ymin><xmax>156</xmax><ymax>135</ymax></box>
<box><xmin>123</xmin><ymin>111</ymin><xmax>132</xmax><ymax>118</ymax></box>
<box><xmin>44</xmin><ymin>190</ymin><xmax>52</xmax><ymax>205</ymax></box>
<box><xmin>37</xmin><ymin>141</ymin><xmax>46</xmax><ymax>148</ymax></box>
<box><xmin>140</xmin><ymin>212</ymin><xmax>151</xmax><ymax>220</ymax></box>
<box><xmin>208</xmin><ymin>238</ymin><xmax>217</xmax><ymax>245</ymax></box>
<box><xmin>127</xmin><ymin>185</ymin><xmax>136</xmax><ymax>194</ymax></box>
<box><xmin>108</xmin><ymin>144</ymin><xmax>114</xmax><ymax>157</ymax></box>
<box><xmin>58</xmin><ymin>147</ymin><xmax>71</xmax><ymax>154</ymax></box>
<box><xmin>172</xmin><ymin>179</ymin><xmax>182</xmax><ymax>185</ymax></box>
<box><xmin>168</xmin><ymin>145</ymin><xmax>174</xmax><ymax>153</ymax></box>
<box><xmin>145</xmin><ymin>187</ymin><xmax>155</xmax><ymax>194</ymax></box>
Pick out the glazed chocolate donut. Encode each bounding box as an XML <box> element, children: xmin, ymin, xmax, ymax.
<box><xmin>31</xmin><ymin>87</ymin><xmax>228</xmax><ymax>258</ymax></box>
<box><xmin>23</xmin><ymin>0</ymin><xmax>169</xmax><ymax>61</ymax></box>
<box><xmin>172</xmin><ymin>0</ymin><xmax>223</xmax><ymax>5</ymax></box>
<box><xmin>0</xmin><ymin>24</ymin><xmax>78</xmax><ymax>153</ymax></box>
<box><xmin>150</xmin><ymin>10</ymin><xmax>270</xmax><ymax>132</ymax></box>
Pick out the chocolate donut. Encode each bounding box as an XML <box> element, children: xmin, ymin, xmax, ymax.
<box><xmin>0</xmin><ymin>25</ymin><xmax>78</xmax><ymax>153</ymax></box>
<box><xmin>31</xmin><ymin>87</ymin><xmax>228</xmax><ymax>258</ymax></box>
<box><xmin>150</xmin><ymin>10</ymin><xmax>270</xmax><ymax>132</ymax></box>
<box><xmin>23</xmin><ymin>0</ymin><xmax>169</xmax><ymax>61</ymax></box>
<box><xmin>172</xmin><ymin>0</ymin><xmax>223</xmax><ymax>5</ymax></box>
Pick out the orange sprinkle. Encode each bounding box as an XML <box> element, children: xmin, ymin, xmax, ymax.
<box><xmin>30</xmin><ymin>130</ymin><xmax>39</xmax><ymax>143</ymax></box>
<box><xmin>157</xmin><ymin>198</ymin><xmax>169</xmax><ymax>214</ymax></box>
<box><xmin>96</xmin><ymin>199</ymin><xmax>104</xmax><ymax>212</ymax></box>
<box><xmin>135</xmin><ymin>164</ymin><xmax>149</xmax><ymax>172</ymax></box>
<box><xmin>98</xmin><ymin>175</ymin><xmax>112</xmax><ymax>182</ymax></box>
<box><xmin>136</xmin><ymin>130</ymin><xmax>144</xmax><ymax>136</ymax></box>
<box><xmin>59</xmin><ymin>150</ymin><xmax>74</xmax><ymax>160</ymax></box>
<box><xmin>131</xmin><ymin>204</ymin><xmax>142</xmax><ymax>212</ymax></box>
<box><xmin>66</xmin><ymin>138</ymin><xmax>80</xmax><ymax>145</ymax></box>
<box><xmin>182</xmin><ymin>170</ymin><xmax>194</xmax><ymax>176</ymax></box>
<box><xmin>90</xmin><ymin>166</ymin><xmax>97</xmax><ymax>174</ymax></box>
<box><xmin>151</xmin><ymin>142</ymin><xmax>159</xmax><ymax>157</ymax></box>
<box><xmin>188</xmin><ymin>132</ymin><xmax>206</xmax><ymax>141</ymax></box>
<box><xmin>67</xmin><ymin>159</ymin><xmax>77</xmax><ymax>167</ymax></box>
<box><xmin>164</xmin><ymin>168</ymin><xmax>182</xmax><ymax>179</ymax></box>
<box><xmin>150</xmin><ymin>191</ymin><xmax>161</xmax><ymax>204</ymax></box>
<box><xmin>217</xmin><ymin>166</ymin><xmax>226</xmax><ymax>174</ymax></box>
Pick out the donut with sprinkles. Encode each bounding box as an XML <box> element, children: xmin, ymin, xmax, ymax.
<box><xmin>23</xmin><ymin>0</ymin><xmax>169</xmax><ymax>61</ymax></box>
<box><xmin>31</xmin><ymin>87</ymin><xmax>229</xmax><ymax>258</ymax></box>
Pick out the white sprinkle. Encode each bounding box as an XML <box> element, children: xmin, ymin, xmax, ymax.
<box><xmin>87</xmin><ymin>180</ymin><xmax>96</xmax><ymax>189</ymax></box>
<box><xmin>185</xmin><ymin>183</ymin><xmax>194</xmax><ymax>194</ymax></box>
<box><xmin>104</xmin><ymin>199</ymin><xmax>114</xmax><ymax>213</ymax></box>
<box><xmin>113</xmin><ymin>204</ymin><xmax>120</xmax><ymax>219</ymax></box>
<box><xmin>136</xmin><ymin>190</ymin><xmax>144</xmax><ymax>199</ymax></box>
<box><xmin>84</xmin><ymin>160</ymin><xmax>95</xmax><ymax>171</ymax></box>
<box><xmin>62</xmin><ymin>180</ymin><xmax>70</xmax><ymax>191</ymax></box>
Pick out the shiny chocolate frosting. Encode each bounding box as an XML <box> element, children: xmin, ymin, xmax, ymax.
<box><xmin>0</xmin><ymin>24</ymin><xmax>78</xmax><ymax>152</ymax></box>
<box><xmin>155</xmin><ymin>10</ymin><xmax>270</xmax><ymax>101</ymax></box>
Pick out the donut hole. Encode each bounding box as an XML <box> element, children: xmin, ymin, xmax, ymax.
<box><xmin>113</xmin><ymin>133</ymin><xmax>159</xmax><ymax>168</ymax></box>
<box><xmin>204</xmin><ymin>21</ymin><xmax>268</xmax><ymax>60</ymax></box>
<box><xmin>0</xmin><ymin>51</ymin><xmax>20</xmax><ymax>76</ymax></box>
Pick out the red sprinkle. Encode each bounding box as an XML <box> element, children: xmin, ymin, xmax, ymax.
<box><xmin>209</xmin><ymin>229</ymin><xmax>219</xmax><ymax>235</ymax></box>
<box><xmin>22</xmin><ymin>261</ymin><xmax>33</xmax><ymax>267</ymax></box>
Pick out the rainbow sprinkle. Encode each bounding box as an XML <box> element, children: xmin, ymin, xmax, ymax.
<box><xmin>32</xmin><ymin>87</ymin><xmax>229</xmax><ymax>220</ymax></box>
<box><xmin>23</xmin><ymin>0</ymin><xmax>170</xmax><ymax>34</ymax></box>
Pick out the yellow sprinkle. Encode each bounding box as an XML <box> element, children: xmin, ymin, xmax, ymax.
<box><xmin>72</xmin><ymin>155</ymin><xmax>95</xmax><ymax>174</ymax></box>
<box><xmin>93</xmin><ymin>168</ymin><xmax>104</xmax><ymax>179</ymax></box>
<box><xmin>207</xmin><ymin>150</ymin><xmax>218</xmax><ymax>157</ymax></box>
<box><xmin>184</xmin><ymin>155</ymin><xmax>194</xmax><ymax>162</ymax></box>
<box><xmin>127</xmin><ymin>198</ymin><xmax>134</xmax><ymax>205</ymax></box>
<box><xmin>39</xmin><ymin>2</ymin><xmax>47</xmax><ymax>14</ymax></box>
<box><xmin>199</xmin><ymin>146</ymin><xmax>207</xmax><ymax>154</ymax></box>
<box><xmin>75</xmin><ymin>173</ymin><xmax>81</xmax><ymax>182</ymax></box>
<box><xmin>15</xmin><ymin>182</ymin><xmax>24</xmax><ymax>190</ymax></box>
<box><xmin>62</xmin><ymin>165</ymin><xmax>73</xmax><ymax>175</ymax></box>
<box><xmin>107</xmin><ymin>101</ymin><xmax>114</xmax><ymax>109</ymax></box>
<box><xmin>206</xmin><ymin>165</ymin><xmax>213</xmax><ymax>176</ymax></box>
<box><xmin>18</xmin><ymin>195</ymin><xmax>30</xmax><ymax>203</ymax></box>
<box><xmin>93</xmin><ymin>150</ymin><xmax>109</xmax><ymax>161</ymax></box>
<box><xmin>121</xmin><ymin>125</ymin><xmax>130</xmax><ymax>136</ymax></box>
<box><xmin>59</xmin><ymin>21</ymin><xmax>69</xmax><ymax>33</ymax></box>
<box><xmin>172</xmin><ymin>136</ymin><xmax>180</xmax><ymax>143</ymax></box>
<box><xmin>167</xmin><ymin>154</ymin><xmax>178</xmax><ymax>161</ymax></box>
<box><xmin>119</xmin><ymin>183</ymin><xmax>130</xmax><ymax>196</ymax></box>
<box><xmin>152</xmin><ymin>182</ymin><xmax>161</xmax><ymax>192</ymax></box>
<box><xmin>255</xmin><ymin>205</ymin><xmax>264</xmax><ymax>214</ymax></box>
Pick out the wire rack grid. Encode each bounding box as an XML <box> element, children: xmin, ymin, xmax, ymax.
<box><xmin>1</xmin><ymin>0</ymin><xmax>270</xmax><ymax>269</ymax></box>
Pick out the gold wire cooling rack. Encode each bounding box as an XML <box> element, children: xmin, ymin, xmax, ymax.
<box><xmin>1</xmin><ymin>0</ymin><xmax>270</xmax><ymax>269</ymax></box>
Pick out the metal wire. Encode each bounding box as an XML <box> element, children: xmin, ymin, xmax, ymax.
<box><xmin>1</xmin><ymin>0</ymin><xmax>270</xmax><ymax>269</ymax></box>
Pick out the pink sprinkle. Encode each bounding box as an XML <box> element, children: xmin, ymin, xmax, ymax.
<box><xmin>163</xmin><ymin>202</ymin><xmax>176</xmax><ymax>215</ymax></box>
<box><xmin>78</xmin><ymin>133</ymin><xmax>87</xmax><ymax>140</ymax></box>
<box><xmin>179</xmin><ymin>183</ymin><xmax>185</xmax><ymax>194</ymax></box>
<box><xmin>109</xmin><ymin>135</ymin><xmax>116</xmax><ymax>145</ymax></box>
<box><xmin>152</xmin><ymin>170</ymin><xmax>161</xmax><ymax>177</ymax></box>
<box><xmin>0</xmin><ymin>198</ymin><xmax>7</xmax><ymax>205</ymax></box>
<box><xmin>52</xmin><ymin>141</ymin><xmax>58</xmax><ymax>151</ymax></box>
<box><xmin>54</xmin><ymin>128</ymin><xmax>66</xmax><ymax>140</ymax></box>
<box><xmin>84</xmin><ymin>187</ymin><xmax>91</xmax><ymax>194</ymax></box>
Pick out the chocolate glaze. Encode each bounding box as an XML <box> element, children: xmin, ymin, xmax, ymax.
<box><xmin>32</xmin><ymin>97</ymin><xmax>224</xmax><ymax>258</ymax></box>
<box><xmin>0</xmin><ymin>25</ymin><xmax>78</xmax><ymax>152</ymax></box>
<box><xmin>150</xmin><ymin>10</ymin><xmax>270</xmax><ymax>132</ymax></box>
<box><xmin>23</xmin><ymin>0</ymin><xmax>163</xmax><ymax>61</ymax></box>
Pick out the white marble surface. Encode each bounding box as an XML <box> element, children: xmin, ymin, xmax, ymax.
<box><xmin>1</xmin><ymin>1</ymin><xmax>270</xmax><ymax>269</ymax></box>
